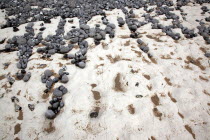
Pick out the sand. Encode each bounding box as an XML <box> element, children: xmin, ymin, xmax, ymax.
<box><xmin>0</xmin><ymin>3</ymin><xmax>210</xmax><ymax>140</ymax></box>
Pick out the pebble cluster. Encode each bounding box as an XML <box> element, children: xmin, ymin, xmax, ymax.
<box><xmin>5</xmin><ymin>22</ymin><xmax>43</xmax><ymax>85</ymax></box>
<box><xmin>41</xmin><ymin>69</ymin><xmax>69</xmax><ymax>119</ymax></box>
<box><xmin>1</xmin><ymin>0</ymin><xmax>209</xmax><ymax>73</ymax></box>
<box><xmin>11</xmin><ymin>96</ymin><xmax>22</xmax><ymax>112</ymax></box>
<box><xmin>45</xmin><ymin>91</ymin><xmax>65</xmax><ymax>119</ymax></box>
<box><xmin>0</xmin><ymin>0</ymin><xmax>209</xmax><ymax>120</ymax></box>
<box><xmin>16</xmin><ymin>70</ymin><xmax>31</xmax><ymax>82</ymax></box>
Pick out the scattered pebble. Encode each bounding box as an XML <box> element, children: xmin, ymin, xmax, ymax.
<box><xmin>90</xmin><ymin>112</ymin><xmax>98</xmax><ymax>118</ymax></box>
<box><xmin>28</xmin><ymin>104</ymin><xmax>35</xmax><ymax>111</ymax></box>
<box><xmin>136</xmin><ymin>95</ymin><xmax>143</xmax><ymax>98</ymax></box>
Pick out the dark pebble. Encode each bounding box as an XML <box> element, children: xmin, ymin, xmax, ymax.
<box><xmin>90</xmin><ymin>112</ymin><xmax>98</xmax><ymax>118</ymax></box>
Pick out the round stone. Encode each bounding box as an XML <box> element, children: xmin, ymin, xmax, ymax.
<box><xmin>67</xmin><ymin>54</ymin><xmax>75</xmax><ymax>59</ymax></box>
<box><xmin>46</xmin><ymin>79</ymin><xmax>53</xmax><ymax>88</ymax></box>
<box><xmin>45</xmin><ymin>109</ymin><xmax>56</xmax><ymax>119</ymax></box>
<box><xmin>60</xmin><ymin>101</ymin><xmax>64</xmax><ymax>108</ymax></box>
<box><xmin>17</xmin><ymin>37</ymin><xmax>27</xmax><ymax>45</ymax></box>
<box><xmin>77</xmin><ymin>61</ymin><xmax>86</xmax><ymax>68</ymax></box>
<box><xmin>137</xmin><ymin>39</ymin><xmax>143</xmax><ymax>45</ymax></box>
<box><xmin>53</xmin><ymin>88</ymin><xmax>63</xmax><ymax>97</ymax></box>
<box><xmin>61</xmin><ymin>87</ymin><xmax>68</xmax><ymax>94</ymax></box>
<box><xmin>59</xmin><ymin>69</ymin><xmax>64</xmax><ymax>76</ymax></box>
<box><xmin>108</xmin><ymin>23</ymin><xmax>116</xmax><ymax>29</ymax></box>
<box><xmin>140</xmin><ymin>46</ymin><xmax>149</xmax><ymax>53</ymax></box>
<box><xmin>23</xmin><ymin>72</ymin><xmax>31</xmax><ymax>82</ymax></box>
<box><xmin>16</xmin><ymin>72</ymin><xmax>24</xmax><ymax>80</ymax></box>
<box><xmin>204</xmin><ymin>53</ymin><xmax>210</xmax><ymax>58</ymax></box>
<box><xmin>80</xmin><ymin>48</ymin><xmax>87</xmax><ymax>55</ymax></box>
<box><xmin>44</xmin><ymin>69</ymin><xmax>53</xmax><ymax>77</ymax></box>
<box><xmin>5</xmin><ymin>44</ymin><xmax>12</xmax><ymax>50</ymax></box>
<box><xmin>61</xmin><ymin>74</ymin><xmax>69</xmax><ymax>83</ymax></box>
<box><xmin>52</xmin><ymin>102</ymin><xmax>60</xmax><ymax>109</ymax></box>
<box><xmin>90</xmin><ymin>112</ymin><xmax>98</xmax><ymax>118</ymax></box>
<box><xmin>48</xmin><ymin>49</ymin><xmax>56</xmax><ymax>55</ymax></box>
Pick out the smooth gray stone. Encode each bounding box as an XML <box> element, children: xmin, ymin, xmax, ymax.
<box><xmin>77</xmin><ymin>61</ymin><xmax>86</xmax><ymax>68</ymax></box>
<box><xmin>60</xmin><ymin>101</ymin><xmax>64</xmax><ymax>108</ymax></box>
<box><xmin>44</xmin><ymin>69</ymin><xmax>53</xmax><ymax>77</ymax></box>
<box><xmin>16</xmin><ymin>62</ymin><xmax>22</xmax><ymax>69</ymax></box>
<box><xmin>5</xmin><ymin>44</ymin><xmax>12</xmax><ymax>49</ymax></box>
<box><xmin>67</xmin><ymin>54</ymin><xmax>75</xmax><ymax>59</ymax></box>
<box><xmin>53</xmin><ymin>88</ymin><xmax>63</xmax><ymax>97</ymax></box>
<box><xmin>17</xmin><ymin>37</ymin><xmax>27</xmax><ymax>45</ymax></box>
<box><xmin>80</xmin><ymin>24</ymin><xmax>90</xmax><ymax>30</ymax></box>
<box><xmin>52</xmin><ymin>102</ymin><xmax>60</xmax><ymax>109</ymax></box>
<box><xmin>23</xmin><ymin>72</ymin><xmax>31</xmax><ymax>82</ymax></box>
<box><xmin>140</xmin><ymin>46</ymin><xmax>149</xmax><ymax>53</ymax></box>
<box><xmin>48</xmin><ymin>49</ymin><xmax>56</xmax><ymax>55</ymax></box>
<box><xmin>27</xmin><ymin>39</ymin><xmax>36</xmax><ymax>46</ymax></box>
<box><xmin>45</xmin><ymin>109</ymin><xmax>56</xmax><ymax>119</ymax></box>
<box><xmin>46</xmin><ymin>78</ymin><xmax>53</xmax><ymax>88</ymax></box>
<box><xmin>80</xmin><ymin>48</ymin><xmax>87</xmax><ymax>55</ymax></box>
<box><xmin>137</xmin><ymin>39</ymin><xmax>143</xmax><ymax>45</ymax></box>
<box><xmin>108</xmin><ymin>23</ymin><xmax>116</xmax><ymax>29</ymax></box>
<box><xmin>61</xmin><ymin>87</ymin><xmax>68</xmax><ymax>94</ymax></box>
<box><xmin>59</xmin><ymin>69</ymin><xmax>64</xmax><ymax>76</ymax></box>
<box><xmin>204</xmin><ymin>52</ymin><xmax>210</xmax><ymax>58</ymax></box>
<box><xmin>61</xmin><ymin>74</ymin><xmax>69</xmax><ymax>83</ymax></box>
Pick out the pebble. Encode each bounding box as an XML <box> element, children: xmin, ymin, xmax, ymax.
<box><xmin>16</xmin><ymin>72</ymin><xmax>24</xmax><ymax>80</ymax></box>
<box><xmin>61</xmin><ymin>87</ymin><xmax>68</xmax><ymax>94</ymax></box>
<box><xmin>61</xmin><ymin>74</ymin><xmax>69</xmax><ymax>83</ymax></box>
<box><xmin>44</xmin><ymin>69</ymin><xmax>53</xmax><ymax>77</ymax></box>
<box><xmin>137</xmin><ymin>39</ymin><xmax>143</xmax><ymax>45</ymax></box>
<box><xmin>15</xmin><ymin>104</ymin><xmax>22</xmax><ymax>112</ymax></box>
<box><xmin>60</xmin><ymin>101</ymin><xmax>64</xmax><ymax>108</ymax></box>
<box><xmin>7</xmin><ymin>76</ymin><xmax>15</xmax><ymax>85</ymax></box>
<box><xmin>107</xmin><ymin>23</ymin><xmax>116</xmax><ymax>29</ymax></box>
<box><xmin>39</xmin><ymin>27</ymin><xmax>46</xmax><ymax>31</ymax></box>
<box><xmin>136</xmin><ymin>95</ymin><xmax>143</xmax><ymax>98</ymax></box>
<box><xmin>67</xmin><ymin>54</ymin><xmax>75</xmax><ymax>59</ymax></box>
<box><xmin>23</xmin><ymin>72</ymin><xmax>31</xmax><ymax>82</ymax></box>
<box><xmin>60</xmin><ymin>46</ymin><xmax>71</xmax><ymax>54</ymax></box>
<box><xmin>52</xmin><ymin>102</ymin><xmax>60</xmax><ymax>109</ymax></box>
<box><xmin>205</xmin><ymin>17</ymin><xmax>210</xmax><ymax>22</ymax></box>
<box><xmin>204</xmin><ymin>53</ymin><xmax>210</xmax><ymax>58</ymax></box>
<box><xmin>135</xmin><ymin>82</ymin><xmax>139</xmax><ymax>87</ymax></box>
<box><xmin>28</xmin><ymin>104</ymin><xmax>35</xmax><ymax>111</ymax></box>
<box><xmin>129</xmin><ymin>25</ymin><xmax>137</xmax><ymax>31</ymax></box>
<box><xmin>46</xmin><ymin>78</ymin><xmax>53</xmax><ymax>88</ymax></box>
<box><xmin>45</xmin><ymin>109</ymin><xmax>56</xmax><ymax>119</ymax></box>
<box><xmin>90</xmin><ymin>112</ymin><xmax>98</xmax><ymax>118</ymax></box>
<box><xmin>11</xmin><ymin>96</ymin><xmax>19</xmax><ymax>102</ymax></box>
<box><xmin>13</xmin><ymin>27</ymin><xmax>19</xmax><ymax>32</ymax></box>
<box><xmin>17</xmin><ymin>37</ymin><xmax>27</xmax><ymax>45</ymax></box>
<box><xmin>48</xmin><ymin>49</ymin><xmax>56</xmax><ymax>55</ymax></box>
<box><xmin>59</xmin><ymin>69</ymin><xmax>65</xmax><ymax>76</ymax></box>
<box><xmin>5</xmin><ymin>44</ymin><xmax>11</xmax><ymax>50</ymax></box>
<box><xmin>53</xmin><ymin>77</ymin><xmax>59</xmax><ymax>83</ymax></box>
<box><xmin>140</xmin><ymin>46</ymin><xmax>149</xmax><ymax>53</ymax></box>
<box><xmin>77</xmin><ymin>61</ymin><xmax>86</xmax><ymax>68</ymax></box>
<box><xmin>53</xmin><ymin>88</ymin><xmax>63</xmax><ymax>97</ymax></box>
<box><xmin>117</xmin><ymin>17</ymin><xmax>125</xmax><ymax>26</ymax></box>
<box><xmin>1</xmin><ymin>0</ymin><xmax>210</xmax><ymax>121</ymax></box>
